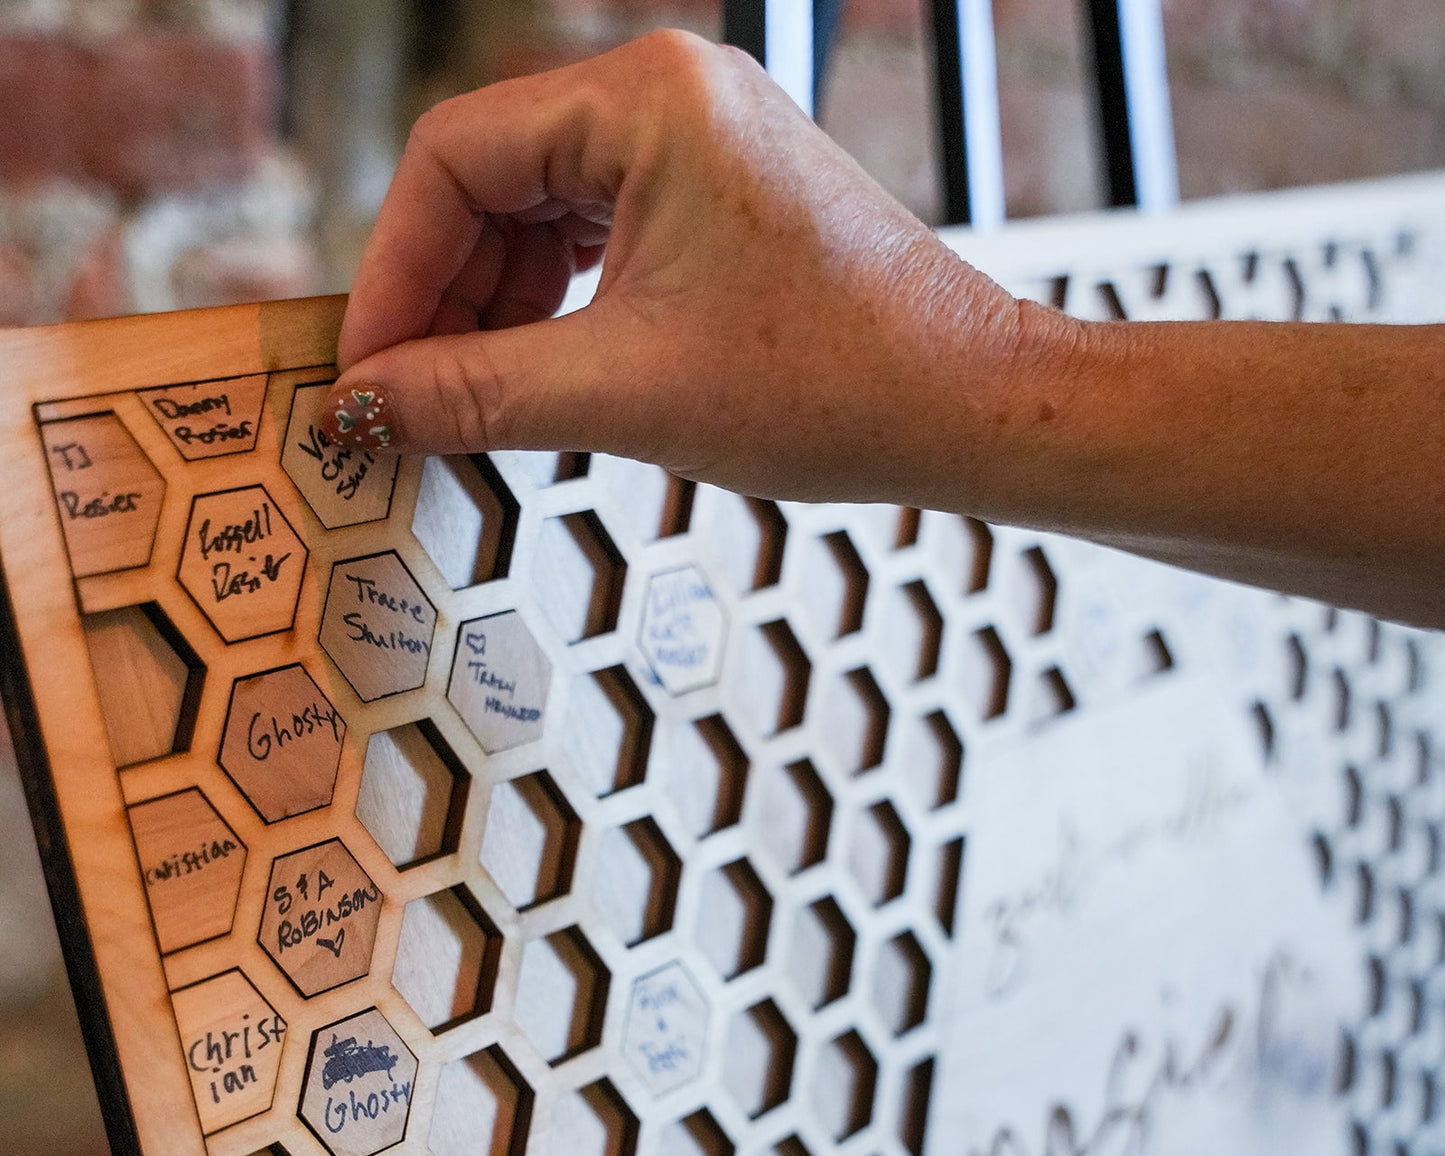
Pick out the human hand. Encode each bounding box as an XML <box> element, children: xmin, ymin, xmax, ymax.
<box><xmin>328</xmin><ymin>30</ymin><xmax>1065</xmax><ymax>508</ymax></box>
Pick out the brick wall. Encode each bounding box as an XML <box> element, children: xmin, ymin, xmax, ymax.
<box><xmin>2</xmin><ymin>0</ymin><xmax>1443</xmax><ymax>329</ymax></box>
<box><xmin>1164</xmin><ymin>0</ymin><xmax>1445</xmax><ymax>198</ymax></box>
<box><xmin>0</xmin><ymin>0</ymin><xmax>318</xmax><ymax>328</ymax></box>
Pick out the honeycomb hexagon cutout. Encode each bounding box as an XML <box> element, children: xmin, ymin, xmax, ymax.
<box><xmin>179</xmin><ymin>485</ymin><xmax>307</xmax><ymax>642</ymax></box>
<box><xmin>429</xmin><ymin>1045</ymin><xmax>533</xmax><ymax>1156</ymax></box>
<box><xmin>260</xmin><ymin>839</ymin><xmax>383</xmax><ymax>997</ymax></box>
<box><xmin>138</xmin><ymin>374</ymin><xmax>267</xmax><ymax>459</ymax></box>
<box><xmin>392</xmin><ymin>887</ymin><xmax>501</xmax><ymax>1031</ymax></box>
<box><xmin>220</xmin><ymin>664</ymin><xmax>345</xmax><ymax>822</ymax></box>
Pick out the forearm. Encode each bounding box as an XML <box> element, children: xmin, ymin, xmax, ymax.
<box><xmin>950</xmin><ymin>312</ymin><xmax>1445</xmax><ymax>626</ymax></box>
<box><xmin>329</xmin><ymin>32</ymin><xmax>1445</xmax><ymax>627</ymax></box>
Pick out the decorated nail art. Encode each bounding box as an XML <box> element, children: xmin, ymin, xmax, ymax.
<box><xmin>328</xmin><ymin>387</ymin><xmax>394</xmax><ymax>449</ymax></box>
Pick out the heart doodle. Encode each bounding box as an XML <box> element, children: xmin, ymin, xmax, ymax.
<box><xmin>317</xmin><ymin>927</ymin><xmax>346</xmax><ymax>958</ymax></box>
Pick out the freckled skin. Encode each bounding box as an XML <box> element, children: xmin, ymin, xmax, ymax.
<box><xmin>332</xmin><ymin>31</ymin><xmax>1445</xmax><ymax>628</ymax></box>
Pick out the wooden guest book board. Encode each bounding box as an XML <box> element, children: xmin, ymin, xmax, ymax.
<box><xmin>6</xmin><ymin>171</ymin><xmax>1445</xmax><ymax>1156</ymax></box>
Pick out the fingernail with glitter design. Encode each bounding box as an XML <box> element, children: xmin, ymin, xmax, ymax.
<box><xmin>323</xmin><ymin>385</ymin><xmax>399</xmax><ymax>450</ymax></box>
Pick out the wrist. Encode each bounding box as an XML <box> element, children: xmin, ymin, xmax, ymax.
<box><xmin>915</xmin><ymin>273</ymin><xmax>1096</xmax><ymax>524</ymax></box>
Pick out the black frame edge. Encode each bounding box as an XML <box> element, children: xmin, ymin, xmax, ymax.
<box><xmin>0</xmin><ymin>555</ymin><xmax>143</xmax><ymax>1156</ymax></box>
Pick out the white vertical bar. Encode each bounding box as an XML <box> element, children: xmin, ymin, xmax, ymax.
<box><xmin>765</xmin><ymin>0</ymin><xmax>815</xmax><ymax>118</ymax></box>
<box><xmin>1119</xmin><ymin>0</ymin><xmax>1178</xmax><ymax>211</ymax></box>
<box><xmin>957</xmin><ymin>0</ymin><xmax>1006</xmax><ymax>229</ymax></box>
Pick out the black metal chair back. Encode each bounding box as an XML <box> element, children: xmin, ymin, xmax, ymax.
<box><xmin>722</xmin><ymin>0</ymin><xmax>1180</xmax><ymax>225</ymax></box>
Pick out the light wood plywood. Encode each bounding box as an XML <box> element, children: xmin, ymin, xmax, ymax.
<box><xmin>5</xmin><ymin>175</ymin><xmax>1445</xmax><ymax>1156</ymax></box>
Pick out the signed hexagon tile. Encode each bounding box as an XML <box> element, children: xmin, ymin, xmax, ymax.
<box><xmin>513</xmin><ymin>926</ymin><xmax>610</xmax><ymax>1065</ymax></box>
<box><xmin>429</xmin><ymin>1046</ymin><xmax>534</xmax><ymax>1156</ymax></box>
<box><xmin>447</xmin><ymin>610</ymin><xmax>551</xmax><ymax>752</ymax></box>
<box><xmin>320</xmin><ymin>552</ymin><xmax>436</xmax><ymax>702</ymax></box>
<box><xmin>259</xmin><ymin>839</ymin><xmax>383</xmax><ymax>997</ymax></box>
<box><xmin>128</xmin><ymin>788</ymin><xmax>245</xmax><ymax>954</ymax></box>
<box><xmin>623</xmin><ymin>961</ymin><xmax>709</xmax><ymax>1096</ymax></box>
<box><xmin>300</xmin><ymin>1007</ymin><xmax>417</xmax><ymax>1156</ymax></box>
<box><xmin>1059</xmin><ymin>567</ymin><xmax>1132</xmax><ymax>689</ymax></box>
<box><xmin>219</xmin><ymin>664</ymin><xmax>344</xmax><ymax>823</ymax></box>
<box><xmin>723</xmin><ymin>999</ymin><xmax>796</xmax><ymax>1120</ymax></box>
<box><xmin>179</xmin><ymin>485</ymin><xmax>307</xmax><ymax>642</ymax></box>
<box><xmin>138</xmin><ymin>374</ymin><xmax>266</xmax><ymax>459</ymax></box>
<box><xmin>170</xmin><ymin>969</ymin><xmax>286</xmax><ymax>1135</ymax></box>
<box><xmin>639</xmin><ymin>565</ymin><xmax>727</xmax><ymax>695</ymax></box>
<box><xmin>41</xmin><ymin>412</ymin><xmax>165</xmax><ymax>577</ymax></box>
<box><xmin>283</xmin><ymin>380</ymin><xmax>399</xmax><ymax>528</ymax></box>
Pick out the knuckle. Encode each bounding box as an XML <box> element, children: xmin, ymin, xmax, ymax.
<box><xmin>714</xmin><ymin>42</ymin><xmax>760</xmax><ymax>71</ymax></box>
<box><xmin>429</xmin><ymin>339</ymin><xmax>509</xmax><ymax>451</ymax></box>
<box><xmin>632</xmin><ymin>27</ymin><xmax>743</xmax><ymax>100</ymax></box>
<box><xmin>405</xmin><ymin>95</ymin><xmax>467</xmax><ymax>159</ymax></box>
<box><xmin>634</xmin><ymin>27</ymin><xmax>710</xmax><ymax>67</ymax></box>
<box><xmin>405</xmin><ymin>102</ymin><xmax>446</xmax><ymax>154</ymax></box>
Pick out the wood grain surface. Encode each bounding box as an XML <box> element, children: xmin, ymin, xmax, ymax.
<box><xmin>5</xmin><ymin>173</ymin><xmax>1445</xmax><ymax>1156</ymax></box>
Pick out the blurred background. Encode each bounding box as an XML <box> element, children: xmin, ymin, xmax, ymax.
<box><xmin>1</xmin><ymin>1</ymin><xmax>1444</xmax><ymax>1152</ymax></box>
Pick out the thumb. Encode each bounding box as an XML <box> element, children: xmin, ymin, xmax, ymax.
<box><xmin>321</xmin><ymin>306</ymin><xmax>640</xmax><ymax>456</ymax></box>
